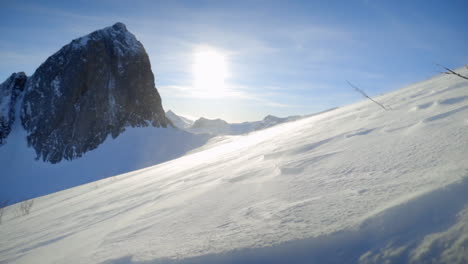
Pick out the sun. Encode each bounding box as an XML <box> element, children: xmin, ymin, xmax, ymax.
<box><xmin>192</xmin><ymin>48</ymin><xmax>229</xmax><ymax>96</ymax></box>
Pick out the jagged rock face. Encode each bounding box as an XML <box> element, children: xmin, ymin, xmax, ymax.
<box><xmin>20</xmin><ymin>22</ymin><xmax>170</xmax><ymax>163</ymax></box>
<box><xmin>0</xmin><ymin>72</ymin><xmax>27</xmax><ymax>145</ymax></box>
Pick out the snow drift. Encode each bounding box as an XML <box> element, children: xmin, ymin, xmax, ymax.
<box><xmin>1</xmin><ymin>67</ymin><xmax>468</xmax><ymax>263</ymax></box>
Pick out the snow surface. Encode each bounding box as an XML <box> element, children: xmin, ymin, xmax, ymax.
<box><xmin>1</xmin><ymin>69</ymin><xmax>468</xmax><ymax>263</ymax></box>
<box><xmin>0</xmin><ymin>121</ymin><xmax>211</xmax><ymax>204</ymax></box>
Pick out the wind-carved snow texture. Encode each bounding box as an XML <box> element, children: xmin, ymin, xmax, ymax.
<box><xmin>19</xmin><ymin>22</ymin><xmax>170</xmax><ymax>163</ymax></box>
<box><xmin>1</xmin><ymin>68</ymin><xmax>468</xmax><ymax>264</ymax></box>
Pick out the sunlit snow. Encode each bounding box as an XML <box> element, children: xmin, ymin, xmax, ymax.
<box><xmin>1</xmin><ymin>68</ymin><xmax>468</xmax><ymax>263</ymax></box>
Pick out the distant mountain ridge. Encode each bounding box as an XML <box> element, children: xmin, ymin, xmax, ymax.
<box><xmin>166</xmin><ymin>110</ymin><xmax>304</xmax><ymax>136</ymax></box>
<box><xmin>165</xmin><ymin>110</ymin><xmax>194</xmax><ymax>129</ymax></box>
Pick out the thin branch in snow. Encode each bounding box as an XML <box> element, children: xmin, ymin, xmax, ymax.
<box><xmin>347</xmin><ymin>81</ymin><xmax>389</xmax><ymax>111</ymax></box>
<box><xmin>436</xmin><ymin>64</ymin><xmax>468</xmax><ymax>81</ymax></box>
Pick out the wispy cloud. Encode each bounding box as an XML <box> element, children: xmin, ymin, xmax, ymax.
<box><xmin>159</xmin><ymin>83</ymin><xmax>300</xmax><ymax>109</ymax></box>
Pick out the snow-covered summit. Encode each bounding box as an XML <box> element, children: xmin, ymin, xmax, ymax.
<box><xmin>165</xmin><ymin>110</ymin><xmax>194</xmax><ymax>129</ymax></box>
<box><xmin>190</xmin><ymin>117</ymin><xmax>231</xmax><ymax>135</ymax></box>
<box><xmin>2</xmin><ymin>67</ymin><xmax>467</xmax><ymax>263</ymax></box>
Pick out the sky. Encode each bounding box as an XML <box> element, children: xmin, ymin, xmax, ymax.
<box><xmin>1</xmin><ymin>0</ymin><xmax>467</xmax><ymax>122</ymax></box>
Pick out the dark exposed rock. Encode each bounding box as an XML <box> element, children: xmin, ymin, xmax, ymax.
<box><xmin>19</xmin><ymin>22</ymin><xmax>170</xmax><ymax>163</ymax></box>
<box><xmin>0</xmin><ymin>72</ymin><xmax>27</xmax><ymax>145</ymax></box>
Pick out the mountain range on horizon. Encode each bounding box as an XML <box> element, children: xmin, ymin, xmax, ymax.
<box><xmin>165</xmin><ymin>109</ymin><xmax>306</xmax><ymax>136</ymax></box>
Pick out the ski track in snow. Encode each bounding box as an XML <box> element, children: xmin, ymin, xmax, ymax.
<box><xmin>1</xmin><ymin>69</ymin><xmax>468</xmax><ymax>263</ymax></box>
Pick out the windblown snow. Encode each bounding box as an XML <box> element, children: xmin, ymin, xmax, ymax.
<box><xmin>1</xmin><ymin>68</ymin><xmax>468</xmax><ymax>263</ymax></box>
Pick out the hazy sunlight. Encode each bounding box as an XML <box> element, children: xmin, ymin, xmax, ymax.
<box><xmin>192</xmin><ymin>48</ymin><xmax>229</xmax><ymax>97</ymax></box>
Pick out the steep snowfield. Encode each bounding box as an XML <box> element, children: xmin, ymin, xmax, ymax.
<box><xmin>0</xmin><ymin>124</ymin><xmax>210</xmax><ymax>204</ymax></box>
<box><xmin>1</xmin><ymin>69</ymin><xmax>468</xmax><ymax>263</ymax></box>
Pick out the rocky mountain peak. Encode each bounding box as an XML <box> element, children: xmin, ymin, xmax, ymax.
<box><xmin>111</xmin><ymin>22</ymin><xmax>127</xmax><ymax>31</ymax></box>
<box><xmin>0</xmin><ymin>23</ymin><xmax>170</xmax><ymax>163</ymax></box>
<box><xmin>70</xmin><ymin>22</ymin><xmax>142</xmax><ymax>57</ymax></box>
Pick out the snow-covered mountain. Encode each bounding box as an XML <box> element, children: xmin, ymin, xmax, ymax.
<box><xmin>165</xmin><ymin>110</ymin><xmax>194</xmax><ymax>129</ymax></box>
<box><xmin>1</xmin><ymin>67</ymin><xmax>467</xmax><ymax>263</ymax></box>
<box><xmin>21</xmin><ymin>22</ymin><xmax>171</xmax><ymax>163</ymax></box>
<box><xmin>0</xmin><ymin>23</ymin><xmax>209</xmax><ymax>204</ymax></box>
<box><xmin>189</xmin><ymin>117</ymin><xmax>232</xmax><ymax>135</ymax></box>
<box><xmin>166</xmin><ymin>110</ymin><xmax>303</xmax><ymax>135</ymax></box>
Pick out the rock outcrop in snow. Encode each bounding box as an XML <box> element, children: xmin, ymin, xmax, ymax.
<box><xmin>1</xmin><ymin>23</ymin><xmax>170</xmax><ymax>163</ymax></box>
<box><xmin>0</xmin><ymin>72</ymin><xmax>27</xmax><ymax>146</ymax></box>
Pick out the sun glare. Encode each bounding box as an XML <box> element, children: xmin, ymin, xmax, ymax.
<box><xmin>192</xmin><ymin>48</ymin><xmax>229</xmax><ymax>96</ymax></box>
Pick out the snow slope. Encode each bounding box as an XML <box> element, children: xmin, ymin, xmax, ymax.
<box><xmin>1</xmin><ymin>68</ymin><xmax>468</xmax><ymax>263</ymax></box>
<box><xmin>0</xmin><ymin>122</ymin><xmax>211</xmax><ymax>204</ymax></box>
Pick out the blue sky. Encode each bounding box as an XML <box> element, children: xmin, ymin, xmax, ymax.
<box><xmin>1</xmin><ymin>0</ymin><xmax>467</xmax><ymax>122</ymax></box>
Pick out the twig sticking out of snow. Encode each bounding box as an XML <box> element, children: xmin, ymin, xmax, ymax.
<box><xmin>346</xmin><ymin>81</ymin><xmax>389</xmax><ymax>111</ymax></box>
<box><xmin>437</xmin><ymin>64</ymin><xmax>468</xmax><ymax>81</ymax></box>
